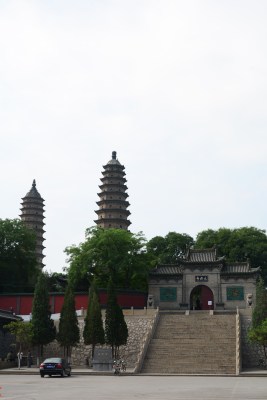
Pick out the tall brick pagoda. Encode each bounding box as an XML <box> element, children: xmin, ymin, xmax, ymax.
<box><xmin>20</xmin><ymin>180</ymin><xmax>45</xmax><ymax>269</ymax></box>
<box><xmin>94</xmin><ymin>151</ymin><xmax>131</xmax><ymax>229</ymax></box>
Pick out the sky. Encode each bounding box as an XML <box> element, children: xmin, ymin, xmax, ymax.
<box><xmin>1</xmin><ymin>0</ymin><xmax>267</xmax><ymax>273</ymax></box>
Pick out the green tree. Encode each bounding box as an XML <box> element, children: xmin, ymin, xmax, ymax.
<box><xmin>47</xmin><ymin>271</ymin><xmax>68</xmax><ymax>292</ymax></box>
<box><xmin>0</xmin><ymin>218</ymin><xmax>38</xmax><ymax>293</ymax></box>
<box><xmin>57</xmin><ymin>283</ymin><xmax>80</xmax><ymax>360</ymax></box>
<box><xmin>31</xmin><ymin>273</ymin><xmax>56</xmax><ymax>363</ymax></box>
<box><xmin>248</xmin><ymin>320</ymin><xmax>267</xmax><ymax>360</ymax></box>
<box><xmin>146</xmin><ymin>231</ymin><xmax>194</xmax><ymax>265</ymax></box>
<box><xmin>83</xmin><ymin>282</ymin><xmax>105</xmax><ymax>359</ymax></box>
<box><xmin>65</xmin><ymin>227</ymin><xmax>149</xmax><ymax>290</ymax></box>
<box><xmin>248</xmin><ymin>277</ymin><xmax>267</xmax><ymax>361</ymax></box>
<box><xmin>4</xmin><ymin>321</ymin><xmax>33</xmax><ymax>369</ymax></box>
<box><xmin>105</xmin><ymin>279</ymin><xmax>128</xmax><ymax>359</ymax></box>
<box><xmin>195</xmin><ymin>227</ymin><xmax>267</xmax><ymax>282</ymax></box>
<box><xmin>251</xmin><ymin>277</ymin><xmax>267</xmax><ymax>329</ymax></box>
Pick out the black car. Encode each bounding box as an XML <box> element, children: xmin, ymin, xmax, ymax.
<box><xmin>39</xmin><ymin>357</ymin><xmax>71</xmax><ymax>377</ymax></box>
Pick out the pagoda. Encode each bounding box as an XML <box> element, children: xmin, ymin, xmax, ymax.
<box><xmin>94</xmin><ymin>151</ymin><xmax>131</xmax><ymax>229</ymax></box>
<box><xmin>20</xmin><ymin>180</ymin><xmax>45</xmax><ymax>269</ymax></box>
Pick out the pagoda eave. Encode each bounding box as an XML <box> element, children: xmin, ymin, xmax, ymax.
<box><xmin>103</xmin><ymin>165</ymin><xmax>125</xmax><ymax>171</ymax></box>
<box><xmin>94</xmin><ymin>218</ymin><xmax>131</xmax><ymax>226</ymax></box>
<box><xmin>97</xmin><ymin>192</ymin><xmax>129</xmax><ymax>199</ymax></box>
<box><xmin>96</xmin><ymin>199</ymin><xmax>130</xmax><ymax>206</ymax></box>
<box><xmin>95</xmin><ymin>210</ymin><xmax>131</xmax><ymax>216</ymax></box>
<box><xmin>98</xmin><ymin>184</ymin><xmax>128</xmax><ymax>191</ymax></box>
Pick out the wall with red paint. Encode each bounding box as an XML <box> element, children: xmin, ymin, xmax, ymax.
<box><xmin>0</xmin><ymin>291</ymin><xmax>147</xmax><ymax>315</ymax></box>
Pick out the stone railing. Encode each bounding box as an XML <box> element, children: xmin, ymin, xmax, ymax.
<box><xmin>236</xmin><ymin>309</ymin><xmax>241</xmax><ymax>375</ymax></box>
<box><xmin>133</xmin><ymin>307</ymin><xmax>159</xmax><ymax>374</ymax></box>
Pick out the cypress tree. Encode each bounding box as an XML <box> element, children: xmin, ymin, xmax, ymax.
<box><xmin>83</xmin><ymin>282</ymin><xmax>105</xmax><ymax>359</ymax></box>
<box><xmin>57</xmin><ymin>283</ymin><xmax>80</xmax><ymax>360</ymax></box>
<box><xmin>105</xmin><ymin>279</ymin><xmax>128</xmax><ymax>359</ymax></box>
<box><xmin>115</xmin><ymin>303</ymin><xmax>128</xmax><ymax>352</ymax></box>
<box><xmin>31</xmin><ymin>273</ymin><xmax>56</xmax><ymax>363</ymax></box>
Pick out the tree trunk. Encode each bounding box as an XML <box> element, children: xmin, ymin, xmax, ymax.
<box><xmin>36</xmin><ymin>345</ymin><xmax>40</xmax><ymax>367</ymax></box>
<box><xmin>92</xmin><ymin>344</ymin><xmax>95</xmax><ymax>359</ymax></box>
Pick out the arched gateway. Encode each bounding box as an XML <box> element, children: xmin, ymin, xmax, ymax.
<box><xmin>148</xmin><ymin>248</ymin><xmax>260</xmax><ymax>310</ymax></box>
<box><xmin>190</xmin><ymin>285</ymin><xmax>214</xmax><ymax>310</ymax></box>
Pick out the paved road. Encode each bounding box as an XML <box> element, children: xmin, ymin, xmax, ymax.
<box><xmin>0</xmin><ymin>375</ymin><xmax>267</xmax><ymax>400</ymax></box>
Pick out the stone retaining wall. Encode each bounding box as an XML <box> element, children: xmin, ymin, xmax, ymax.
<box><xmin>16</xmin><ymin>308</ymin><xmax>264</xmax><ymax>371</ymax></box>
<box><xmin>41</xmin><ymin>309</ymin><xmax>157</xmax><ymax>368</ymax></box>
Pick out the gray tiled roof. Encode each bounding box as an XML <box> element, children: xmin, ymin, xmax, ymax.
<box><xmin>107</xmin><ymin>151</ymin><xmax>121</xmax><ymax>165</ymax></box>
<box><xmin>187</xmin><ymin>248</ymin><xmax>217</xmax><ymax>262</ymax></box>
<box><xmin>107</xmin><ymin>159</ymin><xmax>121</xmax><ymax>165</ymax></box>
<box><xmin>24</xmin><ymin>180</ymin><xmax>42</xmax><ymax>199</ymax></box>
<box><xmin>222</xmin><ymin>263</ymin><xmax>260</xmax><ymax>274</ymax></box>
<box><xmin>150</xmin><ymin>265</ymin><xmax>183</xmax><ymax>275</ymax></box>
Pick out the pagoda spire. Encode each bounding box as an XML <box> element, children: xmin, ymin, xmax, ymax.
<box><xmin>20</xmin><ymin>180</ymin><xmax>45</xmax><ymax>270</ymax></box>
<box><xmin>94</xmin><ymin>151</ymin><xmax>131</xmax><ymax>230</ymax></box>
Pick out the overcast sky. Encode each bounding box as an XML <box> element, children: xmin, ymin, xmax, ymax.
<box><xmin>1</xmin><ymin>0</ymin><xmax>267</xmax><ymax>273</ymax></box>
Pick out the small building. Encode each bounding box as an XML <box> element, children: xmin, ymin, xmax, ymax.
<box><xmin>148</xmin><ymin>248</ymin><xmax>260</xmax><ymax>310</ymax></box>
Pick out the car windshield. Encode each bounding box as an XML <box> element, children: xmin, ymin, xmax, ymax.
<box><xmin>44</xmin><ymin>358</ymin><xmax>62</xmax><ymax>363</ymax></box>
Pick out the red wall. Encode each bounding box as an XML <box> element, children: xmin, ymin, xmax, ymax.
<box><xmin>0</xmin><ymin>296</ymin><xmax>17</xmax><ymax>313</ymax></box>
<box><xmin>0</xmin><ymin>291</ymin><xmax>147</xmax><ymax>315</ymax></box>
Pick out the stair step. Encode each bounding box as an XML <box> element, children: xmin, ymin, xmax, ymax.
<box><xmin>141</xmin><ymin>313</ymin><xmax>237</xmax><ymax>374</ymax></box>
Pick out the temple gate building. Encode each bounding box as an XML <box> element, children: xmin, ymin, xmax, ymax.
<box><xmin>148</xmin><ymin>247</ymin><xmax>259</xmax><ymax>310</ymax></box>
<box><xmin>94</xmin><ymin>151</ymin><xmax>131</xmax><ymax>230</ymax></box>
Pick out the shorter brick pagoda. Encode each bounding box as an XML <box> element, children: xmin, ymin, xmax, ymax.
<box><xmin>94</xmin><ymin>151</ymin><xmax>131</xmax><ymax>230</ymax></box>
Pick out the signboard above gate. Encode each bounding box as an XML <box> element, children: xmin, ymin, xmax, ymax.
<box><xmin>195</xmin><ymin>275</ymin><xmax>208</xmax><ymax>282</ymax></box>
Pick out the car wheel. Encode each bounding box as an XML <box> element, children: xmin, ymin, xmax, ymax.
<box><xmin>40</xmin><ymin>374</ymin><xmax>44</xmax><ymax>378</ymax></box>
<box><xmin>61</xmin><ymin>371</ymin><xmax>64</xmax><ymax>377</ymax></box>
<box><xmin>67</xmin><ymin>371</ymin><xmax>71</xmax><ymax>377</ymax></box>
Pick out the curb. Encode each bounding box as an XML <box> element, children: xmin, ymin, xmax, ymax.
<box><xmin>0</xmin><ymin>368</ymin><xmax>266</xmax><ymax>377</ymax></box>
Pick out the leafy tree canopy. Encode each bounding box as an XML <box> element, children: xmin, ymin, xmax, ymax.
<box><xmin>4</xmin><ymin>321</ymin><xmax>33</xmax><ymax>352</ymax></box>
<box><xmin>46</xmin><ymin>271</ymin><xmax>68</xmax><ymax>292</ymax></box>
<box><xmin>195</xmin><ymin>227</ymin><xmax>267</xmax><ymax>281</ymax></box>
<box><xmin>248</xmin><ymin>320</ymin><xmax>267</xmax><ymax>360</ymax></box>
<box><xmin>146</xmin><ymin>231</ymin><xmax>194</xmax><ymax>265</ymax></box>
<box><xmin>0</xmin><ymin>218</ymin><xmax>38</xmax><ymax>293</ymax></box>
<box><xmin>251</xmin><ymin>277</ymin><xmax>267</xmax><ymax>329</ymax></box>
<box><xmin>65</xmin><ymin>227</ymin><xmax>149</xmax><ymax>290</ymax></box>
<box><xmin>248</xmin><ymin>277</ymin><xmax>267</xmax><ymax>360</ymax></box>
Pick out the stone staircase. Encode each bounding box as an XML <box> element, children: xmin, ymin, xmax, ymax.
<box><xmin>141</xmin><ymin>311</ymin><xmax>238</xmax><ymax>375</ymax></box>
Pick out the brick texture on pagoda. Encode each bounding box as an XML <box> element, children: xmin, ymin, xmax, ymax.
<box><xmin>94</xmin><ymin>151</ymin><xmax>131</xmax><ymax>230</ymax></box>
<box><xmin>20</xmin><ymin>179</ymin><xmax>45</xmax><ymax>269</ymax></box>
